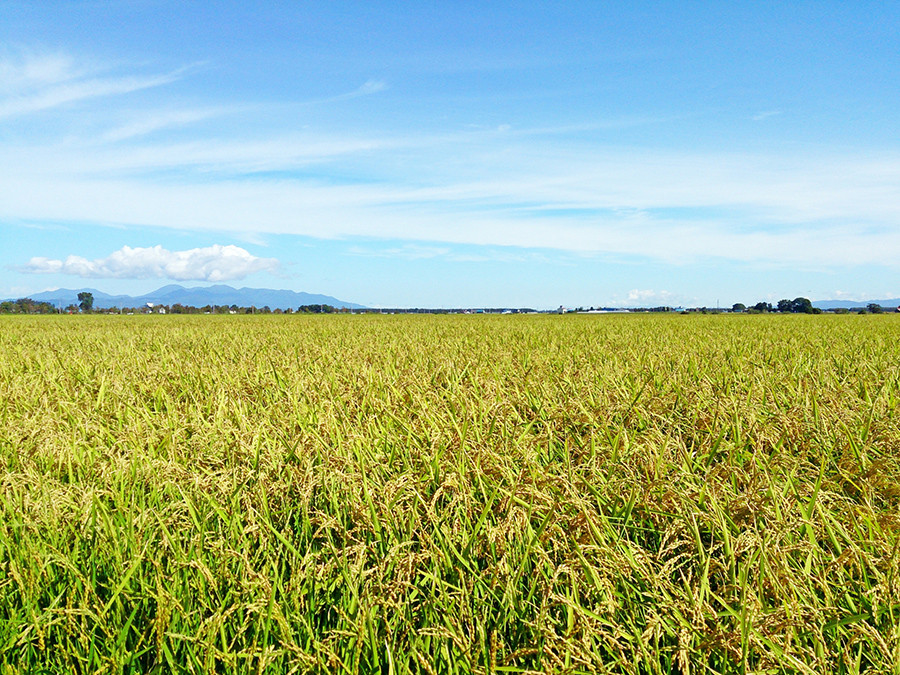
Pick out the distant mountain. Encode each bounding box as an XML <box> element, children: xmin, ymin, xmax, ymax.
<box><xmin>812</xmin><ymin>298</ymin><xmax>900</xmax><ymax>309</ymax></box>
<box><xmin>16</xmin><ymin>285</ymin><xmax>366</xmax><ymax>310</ymax></box>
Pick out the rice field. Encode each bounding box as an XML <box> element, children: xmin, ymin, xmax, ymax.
<box><xmin>1</xmin><ymin>313</ymin><xmax>898</xmax><ymax>674</ymax></box>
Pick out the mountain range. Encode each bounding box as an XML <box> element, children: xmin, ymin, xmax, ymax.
<box><xmin>14</xmin><ymin>285</ymin><xmax>366</xmax><ymax>311</ymax></box>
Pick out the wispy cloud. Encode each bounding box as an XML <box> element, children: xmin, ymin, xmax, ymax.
<box><xmin>0</xmin><ymin>72</ymin><xmax>189</xmax><ymax>120</ymax></box>
<box><xmin>21</xmin><ymin>245</ymin><xmax>278</xmax><ymax>282</ymax></box>
<box><xmin>0</xmin><ymin>51</ymin><xmax>81</xmax><ymax>92</ymax></box>
<box><xmin>10</xmin><ymin>133</ymin><xmax>394</xmax><ymax>175</ymax></box>
<box><xmin>352</xmin><ymin>79</ymin><xmax>387</xmax><ymax>97</ymax></box>
<box><xmin>4</xmin><ymin>145</ymin><xmax>900</xmax><ymax>267</ymax></box>
<box><xmin>101</xmin><ymin>107</ymin><xmax>230</xmax><ymax>142</ymax></box>
<box><xmin>348</xmin><ymin>243</ymin><xmax>539</xmax><ymax>264</ymax></box>
<box><xmin>348</xmin><ymin>244</ymin><xmax>450</xmax><ymax>260</ymax></box>
<box><xmin>752</xmin><ymin>110</ymin><xmax>782</xmax><ymax>121</ymax></box>
<box><xmin>308</xmin><ymin>79</ymin><xmax>388</xmax><ymax>106</ymax></box>
<box><xmin>0</xmin><ymin>50</ymin><xmax>196</xmax><ymax>120</ymax></box>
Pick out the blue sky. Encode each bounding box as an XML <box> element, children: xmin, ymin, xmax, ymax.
<box><xmin>2</xmin><ymin>1</ymin><xmax>898</xmax><ymax>308</ymax></box>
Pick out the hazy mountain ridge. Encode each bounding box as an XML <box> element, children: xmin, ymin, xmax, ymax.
<box><xmin>14</xmin><ymin>285</ymin><xmax>365</xmax><ymax>310</ymax></box>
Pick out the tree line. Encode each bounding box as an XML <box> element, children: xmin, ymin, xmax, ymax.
<box><xmin>0</xmin><ymin>298</ymin><xmax>59</xmax><ymax>314</ymax></box>
<box><xmin>731</xmin><ymin>297</ymin><xmax>820</xmax><ymax>314</ymax></box>
<box><xmin>732</xmin><ymin>297</ymin><xmax>889</xmax><ymax>314</ymax></box>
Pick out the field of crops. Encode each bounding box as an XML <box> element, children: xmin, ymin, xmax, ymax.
<box><xmin>1</xmin><ymin>314</ymin><xmax>898</xmax><ymax>673</ymax></box>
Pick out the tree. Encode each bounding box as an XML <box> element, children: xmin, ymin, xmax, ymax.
<box><xmin>867</xmin><ymin>303</ymin><xmax>884</xmax><ymax>314</ymax></box>
<box><xmin>776</xmin><ymin>299</ymin><xmax>792</xmax><ymax>313</ymax></box>
<box><xmin>753</xmin><ymin>301</ymin><xmax>773</xmax><ymax>312</ymax></box>
<box><xmin>77</xmin><ymin>292</ymin><xmax>94</xmax><ymax>313</ymax></box>
<box><xmin>732</xmin><ymin>303</ymin><xmax>746</xmax><ymax>313</ymax></box>
<box><xmin>791</xmin><ymin>297</ymin><xmax>813</xmax><ymax>314</ymax></box>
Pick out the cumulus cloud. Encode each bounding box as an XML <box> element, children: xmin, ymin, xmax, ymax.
<box><xmin>21</xmin><ymin>245</ymin><xmax>278</xmax><ymax>282</ymax></box>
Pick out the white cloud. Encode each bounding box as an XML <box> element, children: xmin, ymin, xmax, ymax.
<box><xmin>21</xmin><ymin>245</ymin><xmax>278</xmax><ymax>282</ymax></box>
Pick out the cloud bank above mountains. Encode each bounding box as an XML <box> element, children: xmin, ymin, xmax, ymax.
<box><xmin>22</xmin><ymin>245</ymin><xmax>278</xmax><ymax>282</ymax></box>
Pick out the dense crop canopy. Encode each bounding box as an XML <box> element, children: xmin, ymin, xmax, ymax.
<box><xmin>1</xmin><ymin>314</ymin><xmax>899</xmax><ymax>673</ymax></box>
